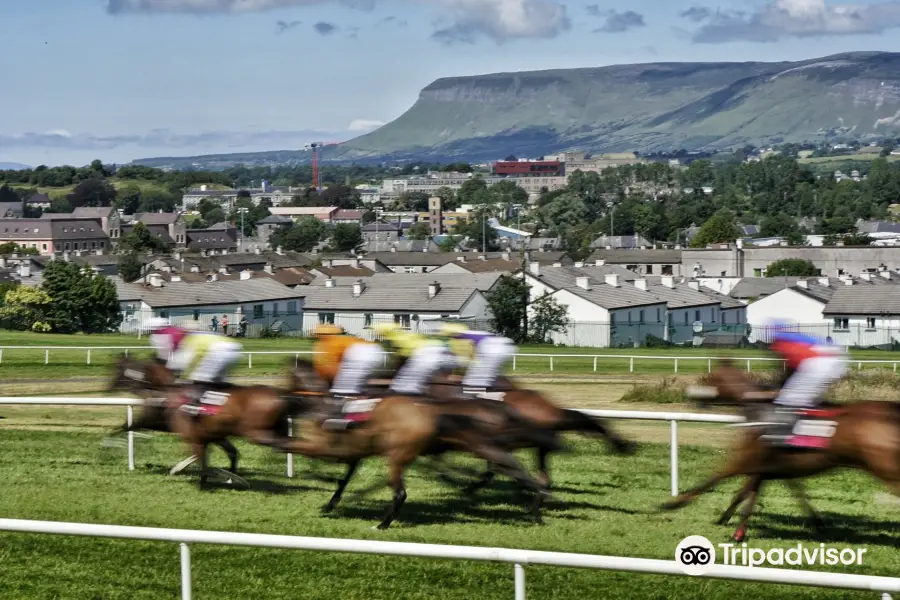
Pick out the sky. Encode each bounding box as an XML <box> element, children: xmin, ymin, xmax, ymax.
<box><xmin>4</xmin><ymin>0</ymin><xmax>900</xmax><ymax>167</ymax></box>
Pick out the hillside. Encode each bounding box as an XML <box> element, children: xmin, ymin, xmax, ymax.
<box><xmin>132</xmin><ymin>51</ymin><xmax>900</xmax><ymax>168</ymax></box>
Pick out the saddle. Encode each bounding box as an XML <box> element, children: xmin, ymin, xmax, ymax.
<box><xmin>763</xmin><ymin>405</ymin><xmax>846</xmax><ymax>450</ymax></box>
<box><xmin>178</xmin><ymin>382</ymin><xmax>233</xmax><ymax>418</ymax></box>
<box><xmin>322</xmin><ymin>395</ymin><xmax>381</xmax><ymax>431</ymax></box>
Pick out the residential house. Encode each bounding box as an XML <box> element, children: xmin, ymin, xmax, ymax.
<box><xmin>357</xmin><ymin>239</ymin><xmax>441</xmax><ymax>253</ymax></box>
<box><xmin>182</xmin><ymin>183</ymin><xmax>302</xmax><ymax>211</ymax></box>
<box><xmin>269</xmin><ymin>206</ymin><xmax>339</xmax><ymax>224</ymax></box>
<box><xmin>24</xmin><ymin>193</ymin><xmax>51</xmax><ymax>211</ymax></box>
<box><xmin>186</xmin><ymin>223</ymin><xmax>239</xmax><ymax>253</ymax></box>
<box><xmin>0</xmin><ymin>201</ymin><xmax>23</xmax><ymax>218</ymax></box>
<box><xmin>115</xmin><ymin>276</ymin><xmax>306</xmax><ymax>336</ymax></box>
<box><xmin>431</xmin><ymin>254</ymin><xmax>521</xmax><ymax>274</ymax></box>
<box><xmin>362</xmin><ymin>221</ymin><xmax>402</xmax><ymax>243</ymax></box>
<box><xmin>0</xmin><ymin>218</ymin><xmax>109</xmax><ymax>255</ymax></box>
<box><xmin>256</xmin><ymin>214</ymin><xmax>293</xmax><ymax>248</ymax></box>
<box><xmin>332</xmin><ymin>209</ymin><xmax>363</xmax><ymax>224</ymax></box>
<box><xmin>299</xmin><ymin>277</ymin><xmax>491</xmax><ymax>337</ymax></box>
<box><xmin>587</xmin><ymin>249</ymin><xmax>683</xmax><ymax>276</ymax></box>
<box><xmin>746</xmin><ymin>278</ymin><xmax>837</xmax><ymax>343</ymax></box>
<box><xmin>43</xmin><ymin>206</ymin><xmax>122</xmax><ymax>243</ymax></box>
<box><xmin>589</xmin><ymin>234</ymin><xmax>653</xmax><ymax>250</ymax></box>
<box><xmin>822</xmin><ymin>283</ymin><xmax>900</xmax><ymax>347</ymax></box>
<box><xmin>133</xmin><ymin>212</ymin><xmax>187</xmax><ymax>247</ymax></box>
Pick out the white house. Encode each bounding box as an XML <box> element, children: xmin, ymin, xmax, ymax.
<box><xmin>299</xmin><ymin>277</ymin><xmax>491</xmax><ymax>337</ymax></box>
<box><xmin>822</xmin><ymin>284</ymin><xmax>900</xmax><ymax>347</ymax></box>
<box><xmin>745</xmin><ymin>279</ymin><xmax>835</xmax><ymax>343</ymax></box>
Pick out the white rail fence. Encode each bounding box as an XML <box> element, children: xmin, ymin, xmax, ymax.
<box><xmin>0</xmin><ymin>519</ymin><xmax>896</xmax><ymax>600</ymax></box>
<box><xmin>0</xmin><ymin>397</ymin><xmax>743</xmax><ymax>496</ymax></box>
<box><xmin>4</xmin><ymin>346</ymin><xmax>900</xmax><ymax>373</ymax></box>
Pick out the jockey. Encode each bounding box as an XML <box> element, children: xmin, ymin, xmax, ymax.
<box><xmin>311</xmin><ymin>323</ymin><xmax>385</xmax><ymax>429</ymax></box>
<box><xmin>147</xmin><ymin>317</ymin><xmax>189</xmax><ymax>370</ymax></box>
<box><xmin>168</xmin><ymin>322</ymin><xmax>243</xmax><ymax>405</ymax></box>
<box><xmin>373</xmin><ymin>321</ymin><xmax>457</xmax><ymax>396</ymax></box>
<box><xmin>763</xmin><ymin>327</ymin><xmax>847</xmax><ymax>446</ymax></box>
<box><xmin>438</xmin><ymin>322</ymin><xmax>516</xmax><ymax>398</ymax></box>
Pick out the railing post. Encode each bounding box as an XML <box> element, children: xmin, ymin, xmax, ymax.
<box><xmin>45</xmin><ymin>349</ymin><xmax>49</xmax><ymax>365</ymax></box>
<box><xmin>858</xmin><ymin>361</ymin><xmax>862</xmax><ymax>371</ymax></box>
<box><xmin>87</xmin><ymin>349</ymin><xmax>91</xmax><ymax>365</ymax></box>
<box><xmin>746</xmin><ymin>359</ymin><xmax>751</xmax><ymax>373</ymax></box>
<box><xmin>124</xmin><ymin>349</ymin><xmax>129</xmax><ymax>358</ymax></box>
<box><xmin>674</xmin><ymin>358</ymin><xmax>678</xmax><ymax>374</ymax></box>
<box><xmin>0</xmin><ymin>349</ymin><xmax>3</xmax><ymax>364</ymax></box>
<box><xmin>670</xmin><ymin>420</ymin><xmax>678</xmax><ymax>497</ymax></box>
<box><xmin>180</xmin><ymin>543</ymin><xmax>192</xmax><ymax>600</ymax></box>
<box><xmin>629</xmin><ymin>357</ymin><xmax>633</xmax><ymax>373</ymax></box>
<box><xmin>549</xmin><ymin>356</ymin><xmax>553</xmax><ymax>372</ymax></box>
<box><xmin>514</xmin><ymin>563</ymin><xmax>525</xmax><ymax>600</ymax></box>
<box><xmin>248</xmin><ymin>353</ymin><xmax>253</xmax><ymax>369</ymax></box>
<box><xmin>286</xmin><ymin>417</ymin><xmax>294</xmax><ymax>478</ymax></box>
<box><xmin>593</xmin><ymin>356</ymin><xmax>597</xmax><ymax>372</ymax></box>
<box><xmin>708</xmin><ymin>358</ymin><xmax>711</xmax><ymax>373</ymax></box>
<box><xmin>513</xmin><ymin>355</ymin><xmax>517</xmax><ymax>371</ymax></box>
<box><xmin>295</xmin><ymin>353</ymin><xmax>299</xmax><ymax>368</ymax></box>
<box><xmin>126</xmin><ymin>406</ymin><xmax>135</xmax><ymax>472</ymax></box>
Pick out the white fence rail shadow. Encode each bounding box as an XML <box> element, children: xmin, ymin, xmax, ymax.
<box><xmin>0</xmin><ymin>519</ymin><xmax>896</xmax><ymax>600</ymax></box>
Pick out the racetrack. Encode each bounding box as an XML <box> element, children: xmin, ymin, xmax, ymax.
<box><xmin>2</xmin><ymin>380</ymin><xmax>899</xmax><ymax>599</ymax></box>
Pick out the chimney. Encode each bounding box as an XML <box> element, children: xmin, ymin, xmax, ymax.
<box><xmin>576</xmin><ymin>276</ymin><xmax>591</xmax><ymax>290</ymax></box>
<box><xmin>18</xmin><ymin>263</ymin><xmax>30</xmax><ymax>278</ymax></box>
<box><xmin>95</xmin><ymin>248</ymin><xmax>103</xmax><ymax>256</ymax></box>
<box><xmin>428</xmin><ymin>281</ymin><xmax>440</xmax><ymax>298</ymax></box>
<box><xmin>63</xmin><ymin>250</ymin><xmax>70</xmax><ymax>262</ymax></box>
<box><xmin>688</xmin><ymin>281</ymin><xmax>700</xmax><ymax>291</ymax></box>
<box><xmin>206</xmin><ymin>272</ymin><xmax>217</xmax><ymax>282</ymax></box>
<box><xmin>240</xmin><ymin>269</ymin><xmax>252</xmax><ymax>280</ymax></box>
<box><xmin>604</xmin><ymin>273</ymin><xmax>619</xmax><ymax>287</ymax></box>
<box><xmin>880</xmin><ymin>270</ymin><xmax>892</xmax><ymax>279</ymax></box>
<box><xmin>844</xmin><ymin>278</ymin><xmax>854</xmax><ymax>286</ymax></box>
<box><xmin>276</xmin><ymin>246</ymin><xmax>284</xmax><ymax>255</ymax></box>
<box><xmin>170</xmin><ymin>275</ymin><xmax>182</xmax><ymax>282</ymax></box>
<box><xmin>457</xmin><ymin>255</ymin><xmax>465</xmax><ymax>262</ymax></box>
<box><xmin>595</xmin><ymin>259</ymin><xmax>605</xmax><ymax>266</ymax></box>
<box><xmin>218</xmin><ymin>266</ymin><xmax>229</xmax><ymax>275</ymax></box>
<box><xmin>390</xmin><ymin>247</ymin><xmax>397</xmax><ymax>253</ymax></box>
<box><xmin>529</xmin><ymin>262</ymin><xmax>540</xmax><ymax>276</ymax></box>
<box><xmin>353</xmin><ymin>279</ymin><xmax>365</xmax><ymax>297</ymax></box>
<box><xmin>190</xmin><ymin>264</ymin><xmax>200</xmax><ymax>273</ymax></box>
<box><xmin>574</xmin><ymin>261</ymin><xmax>584</xmax><ymax>268</ymax></box>
<box><xmin>325</xmin><ymin>277</ymin><xmax>335</xmax><ymax>288</ymax></box>
<box><xmin>818</xmin><ymin>277</ymin><xmax>829</xmax><ymax>287</ymax></box>
<box><xmin>661</xmin><ymin>276</ymin><xmax>675</xmax><ymax>288</ymax></box>
<box><xmin>174</xmin><ymin>251</ymin><xmax>181</xmax><ymax>261</ymax></box>
<box><xmin>0</xmin><ymin>257</ymin><xmax>6</xmax><ymax>268</ymax></box>
<box><xmin>264</xmin><ymin>263</ymin><xmax>274</xmax><ymax>274</ymax></box>
<box><xmin>254</xmin><ymin>247</ymin><xmax>261</xmax><ymax>255</ymax></box>
<box><xmin>860</xmin><ymin>272</ymin><xmax>872</xmax><ymax>282</ymax></box>
<box><xmin>502</xmin><ymin>251</ymin><xmax>510</xmax><ymax>261</ymax></box>
<box><xmin>350</xmin><ymin>257</ymin><xmax>360</xmax><ymax>269</ymax></box>
<box><xmin>148</xmin><ymin>273</ymin><xmax>163</xmax><ymax>287</ymax></box>
<box><xmin>479</xmin><ymin>255</ymin><xmax>487</xmax><ymax>261</ymax></box>
<box><xmin>634</xmin><ymin>278</ymin><xmax>648</xmax><ymax>291</ymax></box>
<box><xmin>797</xmin><ymin>280</ymin><xmax>808</xmax><ymax>288</ymax></box>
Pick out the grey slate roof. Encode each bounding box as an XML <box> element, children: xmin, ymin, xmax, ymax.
<box><xmin>136</xmin><ymin>212</ymin><xmax>180</xmax><ymax>225</ymax></box>
<box><xmin>0</xmin><ymin>202</ymin><xmax>23</xmax><ymax>217</ymax></box>
<box><xmin>0</xmin><ymin>219</ymin><xmax>107</xmax><ymax>240</ymax></box>
<box><xmin>730</xmin><ymin>277</ymin><xmax>804</xmax><ymax>299</ymax></box>
<box><xmin>72</xmin><ymin>206</ymin><xmax>116</xmax><ymax>219</ymax></box>
<box><xmin>790</xmin><ymin>283</ymin><xmax>837</xmax><ymax>304</ymax></box>
<box><xmin>641</xmin><ymin>283</ymin><xmax>719</xmax><ymax>309</ymax></box>
<box><xmin>527</xmin><ymin>265</ymin><xmax>639</xmax><ymax>290</ymax></box>
<box><xmin>301</xmin><ymin>285</ymin><xmax>480</xmax><ymax>312</ymax></box>
<box><xmin>310</xmin><ymin>271</ymin><xmax>503</xmax><ymax>292</ymax></box>
<box><xmin>696</xmin><ymin>286</ymin><xmax>747</xmax><ymax>309</ymax></box>
<box><xmin>256</xmin><ymin>214</ymin><xmax>293</xmax><ymax>225</ymax></box>
<box><xmin>823</xmin><ymin>286</ymin><xmax>900</xmax><ymax>316</ymax></box>
<box><xmin>112</xmin><ymin>277</ymin><xmax>304</xmax><ymax>308</ymax></box>
<box><xmin>589</xmin><ymin>234</ymin><xmax>652</xmax><ymax>249</ymax></box>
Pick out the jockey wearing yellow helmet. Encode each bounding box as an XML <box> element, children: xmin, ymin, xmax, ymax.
<box><xmin>438</xmin><ymin>322</ymin><xmax>516</xmax><ymax>396</ymax></box>
<box><xmin>373</xmin><ymin>321</ymin><xmax>458</xmax><ymax>396</ymax></box>
<box><xmin>168</xmin><ymin>323</ymin><xmax>242</xmax><ymax>407</ymax></box>
<box><xmin>311</xmin><ymin>323</ymin><xmax>385</xmax><ymax>430</ymax></box>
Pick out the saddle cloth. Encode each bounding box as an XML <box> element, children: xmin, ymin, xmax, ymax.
<box><xmin>787</xmin><ymin>415</ymin><xmax>839</xmax><ymax>449</ymax></box>
<box><xmin>342</xmin><ymin>398</ymin><xmax>381</xmax><ymax>422</ymax></box>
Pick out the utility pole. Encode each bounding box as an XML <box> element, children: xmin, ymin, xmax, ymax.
<box><xmin>237</xmin><ymin>207</ymin><xmax>248</xmax><ymax>251</ymax></box>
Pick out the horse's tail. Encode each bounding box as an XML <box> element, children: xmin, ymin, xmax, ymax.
<box><xmin>559</xmin><ymin>408</ymin><xmax>637</xmax><ymax>454</ymax></box>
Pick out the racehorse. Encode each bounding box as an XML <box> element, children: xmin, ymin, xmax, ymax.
<box><xmin>662</xmin><ymin>359</ymin><xmax>900</xmax><ymax>541</ymax></box>
<box><xmin>427</xmin><ymin>373</ymin><xmax>637</xmax><ymax>491</ymax></box>
<box><xmin>106</xmin><ymin>354</ymin><xmax>240</xmax><ymax>474</ymax></box>
<box><xmin>286</xmin><ymin>362</ymin><xmax>554</xmax><ymax>529</ymax></box>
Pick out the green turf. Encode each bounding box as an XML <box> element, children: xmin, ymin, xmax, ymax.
<box><xmin>0</xmin><ymin>419</ymin><xmax>897</xmax><ymax>599</ymax></box>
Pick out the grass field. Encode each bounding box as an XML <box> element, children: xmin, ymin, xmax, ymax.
<box><xmin>4</xmin><ymin>178</ymin><xmax>232</xmax><ymax>199</ymax></box>
<box><xmin>1</xmin><ymin>402</ymin><xmax>898</xmax><ymax>599</ymax></box>
<box><xmin>4</xmin><ymin>331</ymin><xmax>900</xmax><ymax>384</ymax></box>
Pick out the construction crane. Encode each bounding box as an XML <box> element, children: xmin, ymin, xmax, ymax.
<box><xmin>304</xmin><ymin>141</ymin><xmax>342</xmax><ymax>191</ymax></box>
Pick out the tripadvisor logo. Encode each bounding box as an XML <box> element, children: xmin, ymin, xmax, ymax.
<box><xmin>676</xmin><ymin>535</ymin><xmax>867</xmax><ymax>575</ymax></box>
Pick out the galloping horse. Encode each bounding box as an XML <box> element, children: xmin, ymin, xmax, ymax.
<box><xmin>286</xmin><ymin>363</ymin><xmax>554</xmax><ymax>529</ymax></box>
<box><xmin>428</xmin><ymin>373</ymin><xmax>637</xmax><ymax>491</ymax></box>
<box><xmin>662</xmin><ymin>359</ymin><xmax>900</xmax><ymax>541</ymax></box>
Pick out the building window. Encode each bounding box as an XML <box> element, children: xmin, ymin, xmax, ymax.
<box><xmin>646</xmin><ymin>265</ymin><xmax>653</xmax><ymax>274</ymax></box>
<box><xmin>91</xmin><ymin>241</ymin><xmax>96</xmax><ymax>249</ymax></box>
<box><xmin>656</xmin><ymin>308</ymin><xmax>661</xmax><ymax>322</ymax></box>
<box><xmin>610</xmin><ymin>313</ymin><xmax>616</xmax><ymax>325</ymax></box>
<box><xmin>662</xmin><ymin>265</ymin><xmax>673</xmax><ymax>275</ymax></box>
<box><xmin>867</xmin><ymin>317</ymin><xmax>876</xmax><ymax>329</ymax></box>
<box><xmin>394</xmin><ymin>313</ymin><xmax>411</xmax><ymax>328</ymax></box>
<box><xmin>64</xmin><ymin>243</ymin><xmax>70</xmax><ymax>251</ymax></box>
<box><xmin>319</xmin><ymin>312</ymin><xmax>335</xmax><ymax>324</ymax></box>
<box><xmin>694</xmin><ymin>310</ymin><xmax>701</xmax><ymax>322</ymax></box>
<box><xmin>753</xmin><ymin>268</ymin><xmax>762</xmax><ymax>277</ymax></box>
<box><xmin>639</xmin><ymin>309</ymin><xmax>645</xmax><ymax>323</ymax></box>
<box><xmin>42</xmin><ymin>243</ymin><xmax>47</xmax><ymax>251</ymax></box>
<box><xmin>684</xmin><ymin>313</ymin><xmax>688</xmax><ymax>325</ymax></box>
<box><xmin>287</xmin><ymin>301</ymin><xmax>298</xmax><ymax>315</ymax></box>
<box><xmin>193</xmin><ymin>310</ymin><xmax>200</xmax><ymax>321</ymax></box>
<box><xmin>834</xmin><ymin>318</ymin><xmax>849</xmax><ymax>329</ymax></box>
<box><xmin>253</xmin><ymin>304</ymin><xmax>264</xmax><ymax>318</ymax></box>
<box><xmin>272</xmin><ymin>303</ymin><xmax>279</xmax><ymax>317</ymax></box>
<box><xmin>364</xmin><ymin>313</ymin><xmax>373</xmax><ymax>327</ymax></box>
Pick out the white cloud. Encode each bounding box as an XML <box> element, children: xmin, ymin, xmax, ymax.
<box><xmin>105</xmin><ymin>0</ymin><xmax>569</xmax><ymax>43</ymax></box>
<box><xmin>686</xmin><ymin>0</ymin><xmax>900</xmax><ymax>43</ymax></box>
<box><xmin>347</xmin><ymin>119</ymin><xmax>385</xmax><ymax>131</ymax></box>
<box><xmin>44</xmin><ymin>129</ymin><xmax>73</xmax><ymax>138</ymax></box>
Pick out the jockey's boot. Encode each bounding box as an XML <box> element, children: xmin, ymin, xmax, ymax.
<box><xmin>760</xmin><ymin>406</ymin><xmax>800</xmax><ymax>448</ymax></box>
<box><xmin>322</xmin><ymin>394</ymin><xmax>356</xmax><ymax>431</ymax></box>
<box><xmin>179</xmin><ymin>382</ymin><xmax>204</xmax><ymax>417</ymax></box>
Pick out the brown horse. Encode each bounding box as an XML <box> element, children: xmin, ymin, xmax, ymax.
<box><xmin>662</xmin><ymin>359</ymin><xmax>900</xmax><ymax>541</ymax></box>
<box><xmin>427</xmin><ymin>373</ymin><xmax>636</xmax><ymax>491</ymax></box>
<box><xmin>106</xmin><ymin>354</ymin><xmax>242</xmax><ymax>474</ymax></box>
<box><xmin>279</xmin><ymin>386</ymin><xmax>554</xmax><ymax>530</ymax></box>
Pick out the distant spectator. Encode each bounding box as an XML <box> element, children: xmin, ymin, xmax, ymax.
<box><xmin>222</xmin><ymin>314</ymin><xmax>229</xmax><ymax>336</ymax></box>
<box><xmin>210</xmin><ymin>316</ymin><xmax>219</xmax><ymax>333</ymax></box>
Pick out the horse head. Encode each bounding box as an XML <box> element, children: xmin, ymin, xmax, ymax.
<box><xmin>686</xmin><ymin>359</ymin><xmax>773</xmax><ymax>411</ymax></box>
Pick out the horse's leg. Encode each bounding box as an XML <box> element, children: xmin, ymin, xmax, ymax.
<box><xmin>731</xmin><ymin>478</ymin><xmax>764</xmax><ymax>543</ymax></box>
<box><xmin>376</xmin><ymin>455</ymin><xmax>412</xmax><ymax>530</ymax></box>
<box><xmin>195</xmin><ymin>443</ymin><xmax>210</xmax><ymax>490</ymax></box>
<box><xmin>783</xmin><ymin>480</ymin><xmax>825</xmax><ymax>533</ymax></box>
<box><xmin>715</xmin><ymin>477</ymin><xmax>756</xmax><ymax>526</ymax></box>
<box><xmin>216</xmin><ymin>438</ymin><xmax>239</xmax><ymax>474</ymax></box>
<box><xmin>463</xmin><ymin>439</ymin><xmax>549</xmax><ymax>522</ymax></box>
<box><xmin>661</xmin><ymin>463</ymin><xmax>745</xmax><ymax>511</ymax></box>
<box><xmin>462</xmin><ymin>463</ymin><xmax>497</xmax><ymax>496</ymax></box>
<box><xmin>322</xmin><ymin>460</ymin><xmax>360</xmax><ymax>513</ymax></box>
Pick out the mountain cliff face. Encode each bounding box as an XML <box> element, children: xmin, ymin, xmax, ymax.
<box><xmin>338</xmin><ymin>52</ymin><xmax>900</xmax><ymax>161</ymax></box>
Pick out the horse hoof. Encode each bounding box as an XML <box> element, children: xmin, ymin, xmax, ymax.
<box><xmin>374</xmin><ymin>522</ymin><xmax>391</xmax><ymax>531</ymax></box>
<box><xmin>616</xmin><ymin>440</ymin><xmax>638</xmax><ymax>455</ymax></box>
<box><xmin>321</xmin><ymin>503</ymin><xmax>336</xmax><ymax>514</ymax></box>
<box><xmin>660</xmin><ymin>501</ymin><xmax>680</xmax><ymax>511</ymax></box>
<box><xmin>732</xmin><ymin>526</ymin><xmax>747</xmax><ymax>543</ymax></box>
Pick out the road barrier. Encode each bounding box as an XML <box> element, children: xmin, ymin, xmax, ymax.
<box><xmin>0</xmin><ymin>519</ymin><xmax>895</xmax><ymax>600</ymax></box>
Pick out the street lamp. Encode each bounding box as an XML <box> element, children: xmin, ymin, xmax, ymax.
<box><xmin>374</xmin><ymin>206</ymin><xmax>383</xmax><ymax>252</ymax></box>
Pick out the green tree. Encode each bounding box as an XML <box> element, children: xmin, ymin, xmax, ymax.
<box><xmin>453</xmin><ymin>212</ymin><xmax>498</xmax><ymax>252</ymax></box>
<box><xmin>528</xmin><ymin>292</ymin><xmax>569</xmax><ymax>344</ymax></box>
<box><xmin>117</xmin><ymin>252</ymin><xmax>145</xmax><ymax>283</ymax></box>
<box><xmin>329</xmin><ymin>223</ymin><xmax>363</xmax><ymax>252</ymax></box>
<box><xmin>0</xmin><ymin>184</ymin><xmax>21</xmax><ymax>204</ymax></box>
<box><xmin>115</xmin><ymin>185</ymin><xmax>142</xmax><ymax>214</ymax></box>
<box><xmin>433</xmin><ymin>186</ymin><xmax>458</xmax><ymax>211</ymax></box>
<box><xmin>40</xmin><ymin>260</ymin><xmax>121</xmax><ymax>333</ymax></box>
<box><xmin>66</xmin><ymin>177</ymin><xmax>117</xmax><ymax>208</ymax></box>
<box><xmin>690</xmin><ymin>210</ymin><xmax>740</xmax><ymax>247</ymax></box>
<box><xmin>486</xmin><ymin>275</ymin><xmax>528</xmax><ymax>343</ymax></box>
<box><xmin>765</xmin><ymin>259</ymin><xmax>820</xmax><ymax>277</ymax></box>
<box><xmin>406</xmin><ymin>222</ymin><xmax>431</xmax><ymax>240</ymax></box>
<box><xmin>138</xmin><ymin>188</ymin><xmax>177</xmax><ymax>213</ymax></box>
<box><xmin>0</xmin><ymin>286</ymin><xmax>52</xmax><ymax>331</ymax></box>
<box><xmin>395</xmin><ymin>191</ymin><xmax>430</xmax><ymax>211</ymax></box>
<box><xmin>270</xmin><ymin>216</ymin><xmax>327</xmax><ymax>252</ymax></box>
<box><xmin>120</xmin><ymin>222</ymin><xmax>167</xmax><ymax>253</ymax></box>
